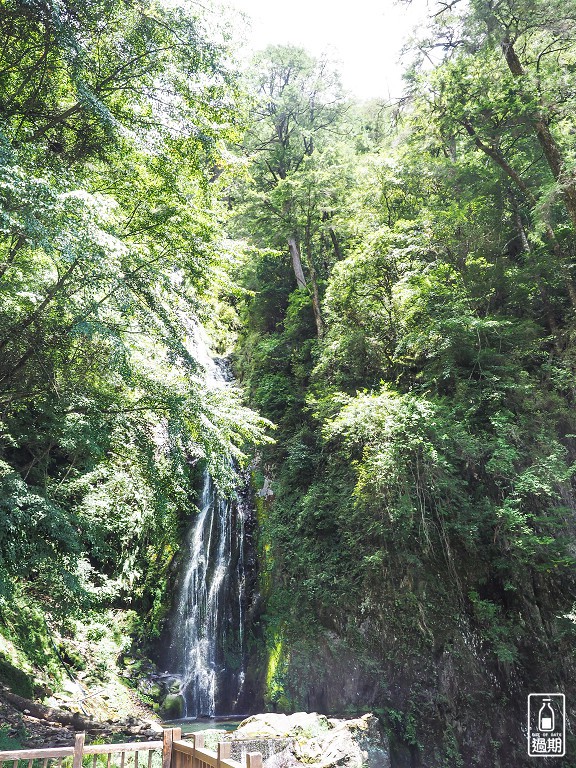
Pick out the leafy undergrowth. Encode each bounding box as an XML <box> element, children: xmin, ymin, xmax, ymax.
<box><xmin>0</xmin><ymin>596</ymin><xmax>158</xmax><ymax>723</ymax></box>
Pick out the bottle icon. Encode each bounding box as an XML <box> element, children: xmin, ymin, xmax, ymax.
<box><xmin>539</xmin><ymin>699</ymin><xmax>554</xmax><ymax>731</ymax></box>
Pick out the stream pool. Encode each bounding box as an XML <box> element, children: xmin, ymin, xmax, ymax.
<box><xmin>162</xmin><ymin>718</ymin><xmax>243</xmax><ymax>734</ymax></box>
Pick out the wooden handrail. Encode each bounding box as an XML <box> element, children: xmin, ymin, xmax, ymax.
<box><xmin>0</xmin><ymin>743</ymin><xmax>163</xmax><ymax>760</ymax></box>
<box><xmin>0</xmin><ymin>728</ymin><xmax>262</xmax><ymax>768</ymax></box>
<box><xmin>0</xmin><ymin>750</ymin><xmax>75</xmax><ymax>761</ymax></box>
<box><xmin>172</xmin><ymin>735</ymin><xmax>263</xmax><ymax>768</ymax></box>
<box><xmin>173</xmin><ymin>737</ymin><xmax>223</xmax><ymax>768</ymax></box>
<box><xmin>0</xmin><ymin>729</ymin><xmax>262</xmax><ymax>768</ymax></box>
<box><xmin>0</xmin><ymin>733</ymin><xmax>164</xmax><ymax>767</ymax></box>
<box><xmin>84</xmin><ymin>744</ymin><xmax>163</xmax><ymax>755</ymax></box>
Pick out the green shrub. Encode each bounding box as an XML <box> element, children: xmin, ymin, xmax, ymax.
<box><xmin>0</xmin><ymin>656</ymin><xmax>33</xmax><ymax>698</ymax></box>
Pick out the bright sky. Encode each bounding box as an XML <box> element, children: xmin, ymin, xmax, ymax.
<box><xmin>220</xmin><ymin>0</ymin><xmax>433</xmax><ymax>100</ymax></box>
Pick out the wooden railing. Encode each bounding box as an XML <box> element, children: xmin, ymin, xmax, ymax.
<box><xmin>172</xmin><ymin>733</ymin><xmax>261</xmax><ymax>768</ymax></box>
<box><xmin>0</xmin><ymin>730</ymin><xmax>263</xmax><ymax>768</ymax></box>
<box><xmin>0</xmin><ymin>733</ymin><xmax>164</xmax><ymax>768</ymax></box>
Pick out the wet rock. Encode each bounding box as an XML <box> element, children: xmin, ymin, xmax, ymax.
<box><xmin>236</xmin><ymin>712</ymin><xmax>331</xmax><ymax>740</ymax></box>
<box><xmin>233</xmin><ymin>712</ymin><xmax>390</xmax><ymax>768</ymax></box>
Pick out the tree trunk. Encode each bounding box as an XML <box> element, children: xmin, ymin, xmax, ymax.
<box><xmin>328</xmin><ymin>226</ymin><xmax>343</xmax><ymax>261</ymax></box>
<box><xmin>288</xmin><ymin>236</ymin><xmax>324</xmax><ymax>338</ymax></box>
<box><xmin>308</xmin><ymin>269</ymin><xmax>324</xmax><ymax>339</ymax></box>
<box><xmin>501</xmin><ymin>39</ymin><xmax>576</xmax><ymax>231</ymax></box>
<box><xmin>304</xmin><ymin>223</ymin><xmax>325</xmax><ymax>339</ymax></box>
<box><xmin>288</xmin><ymin>237</ymin><xmax>307</xmax><ymax>289</ymax></box>
<box><xmin>2</xmin><ymin>689</ymin><xmax>95</xmax><ymax>730</ymax></box>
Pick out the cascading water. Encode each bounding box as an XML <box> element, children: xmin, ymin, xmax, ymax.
<box><xmin>165</xmin><ymin>325</ymin><xmax>249</xmax><ymax>718</ymax></box>
<box><xmin>169</xmin><ymin>475</ymin><xmax>247</xmax><ymax>717</ymax></box>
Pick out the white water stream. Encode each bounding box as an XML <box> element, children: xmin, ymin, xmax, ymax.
<box><xmin>167</xmin><ymin>325</ymin><xmax>247</xmax><ymax>717</ymax></box>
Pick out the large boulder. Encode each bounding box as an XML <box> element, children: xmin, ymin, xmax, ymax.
<box><xmin>233</xmin><ymin>712</ymin><xmax>391</xmax><ymax>768</ymax></box>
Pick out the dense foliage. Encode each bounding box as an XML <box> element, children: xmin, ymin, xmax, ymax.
<box><xmin>2</xmin><ymin>0</ymin><xmax>576</xmax><ymax>763</ymax></box>
<box><xmin>0</xmin><ymin>0</ymin><xmax>268</xmax><ymax>639</ymax></box>
<box><xmin>230</xmin><ymin>4</ymin><xmax>576</xmax><ymax>764</ymax></box>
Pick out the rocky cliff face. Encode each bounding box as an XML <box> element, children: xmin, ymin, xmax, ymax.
<box><xmin>261</xmin><ymin>607</ymin><xmax>575</xmax><ymax>767</ymax></box>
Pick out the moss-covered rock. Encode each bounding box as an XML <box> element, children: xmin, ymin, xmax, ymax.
<box><xmin>161</xmin><ymin>693</ymin><xmax>184</xmax><ymax>719</ymax></box>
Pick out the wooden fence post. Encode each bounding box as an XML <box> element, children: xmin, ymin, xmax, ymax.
<box><xmin>171</xmin><ymin>729</ymin><xmax>181</xmax><ymax>768</ymax></box>
<box><xmin>245</xmin><ymin>754</ymin><xmax>262</xmax><ymax>768</ymax></box>
<box><xmin>162</xmin><ymin>729</ymin><xmax>174</xmax><ymax>768</ymax></box>
<box><xmin>72</xmin><ymin>733</ymin><xmax>85</xmax><ymax>768</ymax></box>
<box><xmin>192</xmin><ymin>735</ymin><xmax>204</xmax><ymax>768</ymax></box>
<box><xmin>217</xmin><ymin>742</ymin><xmax>231</xmax><ymax>768</ymax></box>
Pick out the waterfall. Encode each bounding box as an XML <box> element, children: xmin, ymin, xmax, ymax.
<box><xmin>165</xmin><ymin>324</ymin><xmax>248</xmax><ymax>718</ymax></box>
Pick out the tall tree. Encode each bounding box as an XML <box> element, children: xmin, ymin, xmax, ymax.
<box><xmin>416</xmin><ymin>0</ymin><xmax>576</xmax><ymax>309</ymax></box>
<box><xmin>0</xmin><ymin>0</ymin><xmax>269</xmax><ymax>614</ymax></box>
<box><xmin>234</xmin><ymin>45</ymin><xmax>349</xmax><ymax>338</ymax></box>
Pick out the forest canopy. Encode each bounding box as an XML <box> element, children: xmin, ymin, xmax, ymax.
<box><xmin>228</xmin><ymin>3</ymin><xmax>576</xmax><ymax>761</ymax></box>
<box><xmin>0</xmin><ymin>0</ymin><xmax>575</xmax><ymax>763</ymax></box>
<box><xmin>0</xmin><ymin>0</ymin><xmax>268</xmax><ymax>617</ymax></box>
